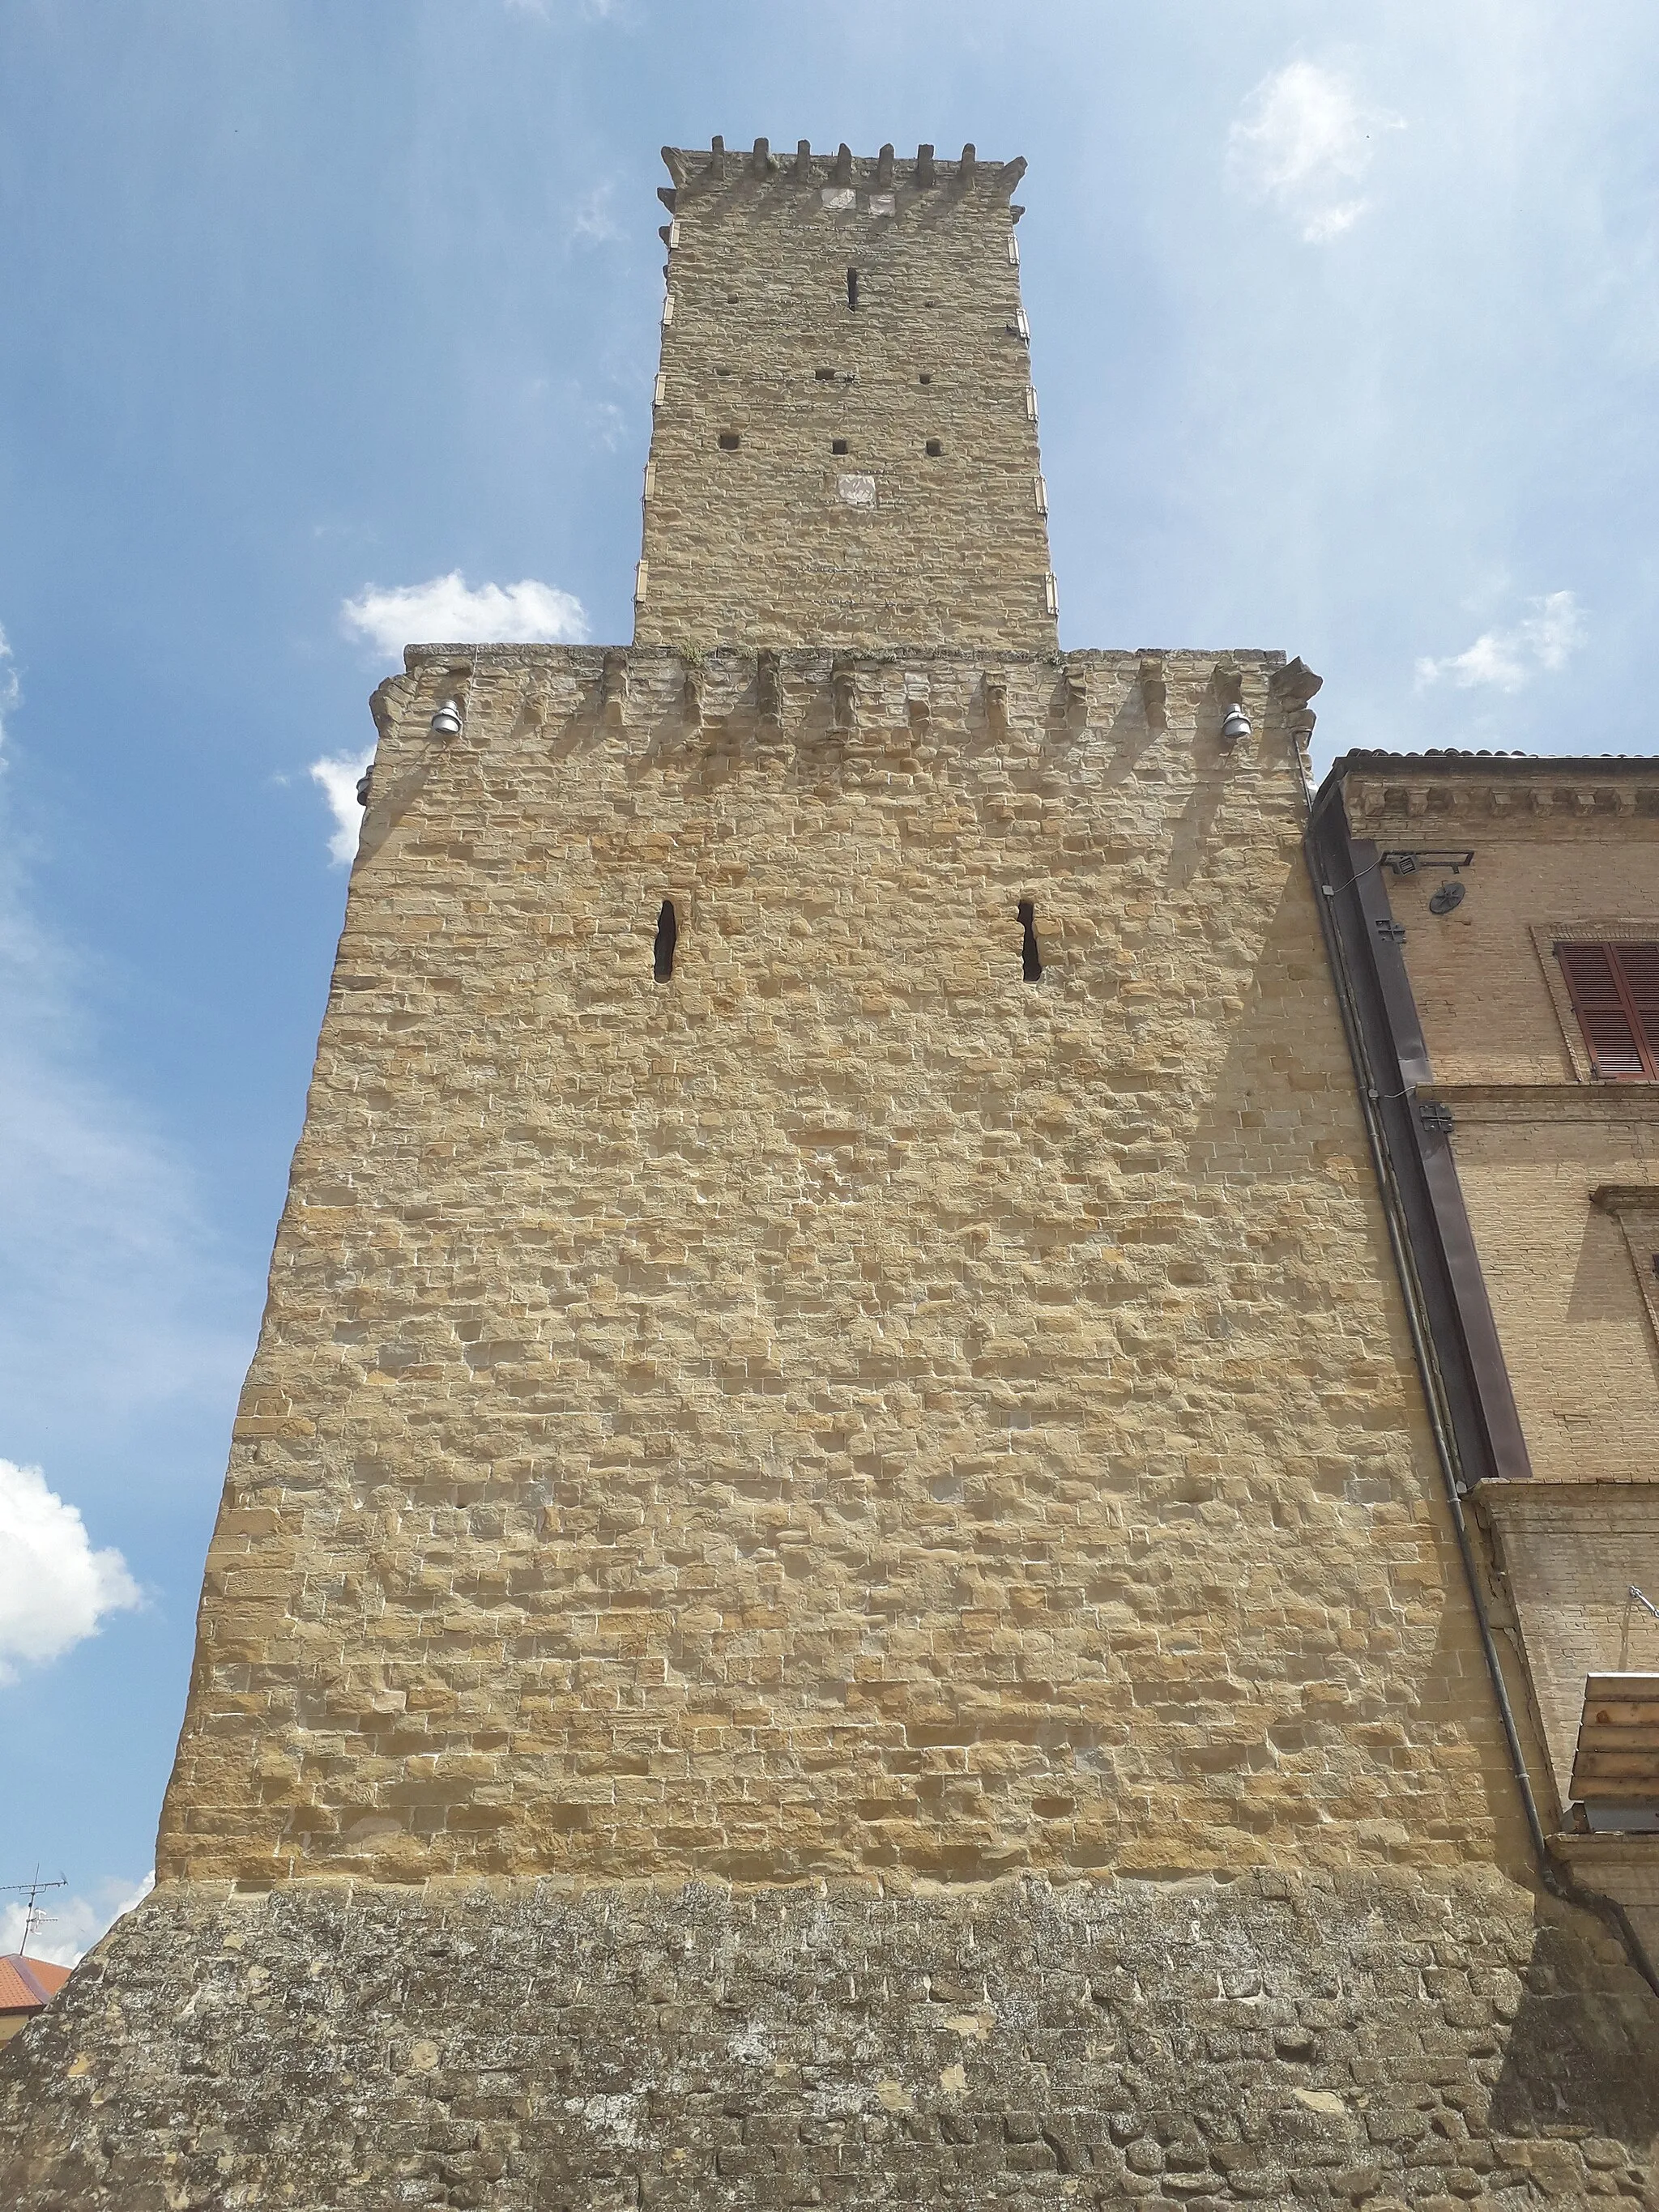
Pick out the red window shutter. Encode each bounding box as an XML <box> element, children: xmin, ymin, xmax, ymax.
<box><xmin>1614</xmin><ymin>943</ymin><xmax>1659</xmax><ymax>1066</ymax></box>
<box><xmin>1557</xmin><ymin>942</ymin><xmax>1657</xmax><ymax>1078</ymax></box>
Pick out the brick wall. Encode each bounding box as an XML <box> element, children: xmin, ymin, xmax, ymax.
<box><xmin>1359</xmin><ymin>782</ymin><xmax>1659</xmax><ymax>1088</ymax></box>
<box><xmin>1350</xmin><ymin>768</ymin><xmax>1659</xmax><ymax>1489</ymax></box>
<box><xmin>1481</xmin><ymin>1481</ymin><xmax>1659</xmax><ymax>1809</ymax></box>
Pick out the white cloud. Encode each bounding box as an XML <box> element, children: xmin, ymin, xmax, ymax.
<box><xmin>1228</xmin><ymin>60</ymin><xmax>1403</xmax><ymax>244</ymax></box>
<box><xmin>0</xmin><ymin>625</ymin><xmax>19</xmax><ymax>755</ymax></box>
<box><xmin>0</xmin><ymin>1871</ymin><xmax>153</xmax><ymax>1967</ymax></box>
<box><xmin>0</xmin><ymin>1458</ymin><xmax>140</xmax><ymax>1685</ymax></box>
<box><xmin>309</xmin><ymin>748</ymin><xmax>374</xmax><ymax>867</ymax></box>
<box><xmin>572</xmin><ymin>181</ymin><xmax>621</xmax><ymax>245</ymax></box>
<box><xmin>1415</xmin><ymin>590</ymin><xmax>1587</xmax><ymax>692</ymax></box>
<box><xmin>1301</xmin><ymin>201</ymin><xmax>1366</xmax><ymax>245</ymax></box>
<box><xmin>339</xmin><ymin>573</ymin><xmax>589</xmax><ymax>660</ymax></box>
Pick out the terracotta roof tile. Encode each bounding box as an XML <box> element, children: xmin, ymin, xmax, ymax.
<box><xmin>0</xmin><ymin>1954</ymin><xmax>72</xmax><ymax>2012</ymax></box>
<box><xmin>1335</xmin><ymin>748</ymin><xmax>1659</xmax><ymax>767</ymax></box>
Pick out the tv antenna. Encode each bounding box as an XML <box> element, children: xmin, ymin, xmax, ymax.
<box><xmin>1</xmin><ymin>1867</ymin><xmax>67</xmax><ymax>1955</ymax></box>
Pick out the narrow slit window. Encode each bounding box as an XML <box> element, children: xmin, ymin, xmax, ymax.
<box><xmin>654</xmin><ymin>901</ymin><xmax>678</xmax><ymax>982</ymax></box>
<box><xmin>847</xmin><ymin>267</ymin><xmax>860</xmax><ymax>309</ymax></box>
<box><xmin>1018</xmin><ymin>900</ymin><xmax>1043</xmax><ymax>982</ymax></box>
<box><xmin>1557</xmin><ymin>942</ymin><xmax>1659</xmax><ymax>1078</ymax></box>
<box><xmin>718</xmin><ymin>432</ymin><xmax>741</xmax><ymax>450</ymax></box>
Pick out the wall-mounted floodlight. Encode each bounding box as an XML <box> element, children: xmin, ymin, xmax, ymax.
<box><xmin>430</xmin><ymin>701</ymin><xmax>463</xmax><ymax>738</ymax></box>
<box><xmin>1219</xmin><ymin>703</ymin><xmax>1251</xmax><ymax>746</ymax></box>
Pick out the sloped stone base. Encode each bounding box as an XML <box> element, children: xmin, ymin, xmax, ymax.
<box><xmin>2</xmin><ymin>1869</ymin><xmax>1656</xmax><ymax>2208</ymax></box>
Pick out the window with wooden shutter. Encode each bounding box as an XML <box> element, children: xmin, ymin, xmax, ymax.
<box><xmin>1556</xmin><ymin>942</ymin><xmax>1659</xmax><ymax>1079</ymax></box>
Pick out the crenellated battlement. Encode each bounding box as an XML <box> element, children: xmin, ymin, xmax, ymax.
<box><xmin>659</xmin><ymin>139</ymin><xmax>1026</xmax><ymax>212</ymax></box>
<box><xmin>381</xmin><ymin>641</ymin><xmax>1299</xmax><ymax>765</ymax></box>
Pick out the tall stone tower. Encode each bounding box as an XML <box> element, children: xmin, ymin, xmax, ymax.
<box><xmin>4</xmin><ymin>141</ymin><xmax>1657</xmax><ymax>2208</ymax></box>
<box><xmin>635</xmin><ymin>138</ymin><xmax>1054</xmax><ymax>652</ymax></box>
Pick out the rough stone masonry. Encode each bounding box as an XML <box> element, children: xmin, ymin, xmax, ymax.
<box><xmin>2</xmin><ymin>140</ymin><xmax>1655</xmax><ymax>2209</ymax></box>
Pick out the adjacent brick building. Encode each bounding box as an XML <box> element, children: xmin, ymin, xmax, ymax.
<box><xmin>1312</xmin><ymin>748</ymin><xmax>1659</xmax><ymax>1955</ymax></box>
<box><xmin>3</xmin><ymin>141</ymin><xmax>1657</xmax><ymax>2208</ymax></box>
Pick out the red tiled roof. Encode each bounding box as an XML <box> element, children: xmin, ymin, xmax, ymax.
<box><xmin>1335</xmin><ymin>748</ymin><xmax>1659</xmax><ymax>767</ymax></box>
<box><xmin>0</xmin><ymin>1954</ymin><xmax>72</xmax><ymax>2012</ymax></box>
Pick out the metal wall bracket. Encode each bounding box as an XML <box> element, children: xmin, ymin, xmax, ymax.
<box><xmin>1381</xmin><ymin>849</ymin><xmax>1475</xmax><ymax>876</ymax></box>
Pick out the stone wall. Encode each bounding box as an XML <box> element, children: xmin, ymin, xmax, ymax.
<box><xmin>637</xmin><ymin>147</ymin><xmax>1055</xmax><ymax>652</ymax></box>
<box><xmin>3</xmin><ymin>1871</ymin><xmax>1656</xmax><ymax>2208</ymax></box>
<box><xmin>151</xmin><ymin>645</ymin><xmax>1542</xmax><ymax>1890</ymax></box>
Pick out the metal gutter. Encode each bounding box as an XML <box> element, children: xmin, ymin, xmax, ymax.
<box><xmin>1307</xmin><ymin>786</ymin><xmax>1529</xmax><ymax>1488</ymax></box>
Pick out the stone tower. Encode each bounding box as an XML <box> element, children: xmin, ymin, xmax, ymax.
<box><xmin>4</xmin><ymin>141</ymin><xmax>1657</xmax><ymax>2208</ymax></box>
<box><xmin>636</xmin><ymin>138</ymin><xmax>1055</xmax><ymax>652</ymax></box>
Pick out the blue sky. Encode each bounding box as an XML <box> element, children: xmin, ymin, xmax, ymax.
<box><xmin>2</xmin><ymin>0</ymin><xmax>1656</xmax><ymax>1954</ymax></box>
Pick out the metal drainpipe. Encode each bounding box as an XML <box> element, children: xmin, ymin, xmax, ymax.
<box><xmin>1303</xmin><ymin>803</ymin><xmax>1659</xmax><ymax>2002</ymax></box>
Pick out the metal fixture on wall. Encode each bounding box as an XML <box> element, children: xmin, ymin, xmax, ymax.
<box><xmin>1380</xmin><ymin>848</ymin><xmax>1475</xmax><ymax>876</ymax></box>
